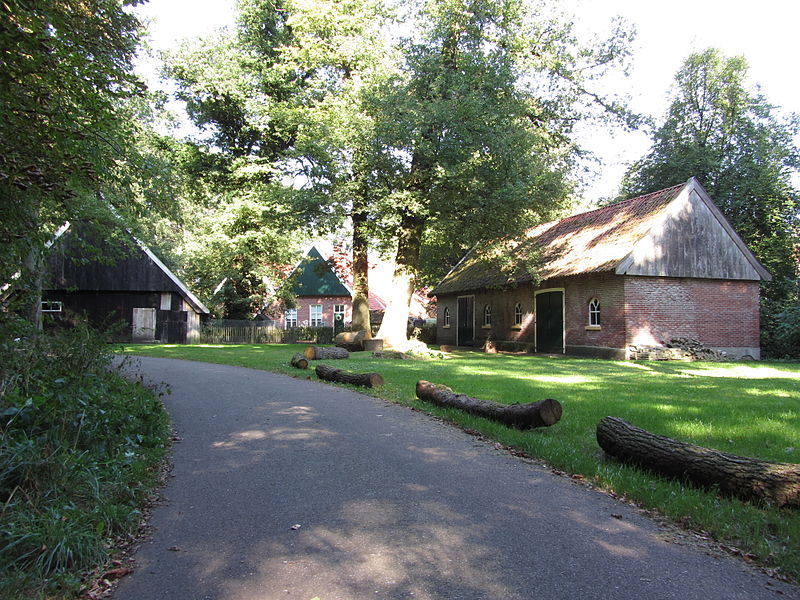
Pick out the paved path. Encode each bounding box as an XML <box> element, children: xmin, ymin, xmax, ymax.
<box><xmin>114</xmin><ymin>357</ymin><xmax>796</xmax><ymax>600</ymax></box>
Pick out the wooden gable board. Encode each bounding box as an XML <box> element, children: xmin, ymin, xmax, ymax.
<box><xmin>616</xmin><ymin>178</ymin><xmax>771</xmax><ymax>281</ymax></box>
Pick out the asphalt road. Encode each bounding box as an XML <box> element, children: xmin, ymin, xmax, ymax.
<box><xmin>113</xmin><ymin>357</ymin><xmax>797</xmax><ymax>600</ymax></box>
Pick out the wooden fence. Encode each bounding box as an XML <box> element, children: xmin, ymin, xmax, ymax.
<box><xmin>196</xmin><ymin>320</ymin><xmax>335</xmax><ymax>345</ymax></box>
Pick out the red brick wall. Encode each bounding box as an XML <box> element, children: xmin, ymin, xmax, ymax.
<box><xmin>273</xmin><ymin>296</ymin><xmax>352</xmax><ymax>328</ymax></box>
<box><xmin>564</xmin><ymin>273</ymin><xmax>626</xmax><ymax>352</ymax></box>
<box><xmin>624</xmin><ymin>277</ymin><xmax>760</xmax><ymax>351</ymax></box>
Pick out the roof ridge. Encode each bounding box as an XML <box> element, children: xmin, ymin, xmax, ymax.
<box><xmin>552</xmin><ymin>181</ymin><xmax>687</xmax><ymax>227</ymax></box>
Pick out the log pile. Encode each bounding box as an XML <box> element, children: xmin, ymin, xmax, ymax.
<box><xmin>415</xmin><ymin>380</ymin><xmax>562</xmax><ymax>430</ymax></box>
<box><xmin>596</xmin><ymin>416</ymin><xmax>800</xmax><ymax>507</ymax></box>
<box><xmin>289</xmin><ymin>353</ymin><xmax>309</xmax><ymax>369</ymax></box>
<box><xmin>628</xmin><ymin>345</ymin><xmax>691</xmax><ymax>361</ymax></box>
<box><xmin>303</xmin><ymin>346</ymin><xmax>349</xmax><ymax>360</ymax></box>
<box><xmin>666</xmin><ymin>338</ymin><xmax>727</xmax><ymax>361</ymax></box>
<box><xmin>315</xmin><ymin>364</ymin><xmax>384</xmax><ymax>388</ymax></box>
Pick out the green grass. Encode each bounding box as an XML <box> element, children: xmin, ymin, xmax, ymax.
<box><xmin>122</xmin><ymin>343</ymin><xmax>800</xmax><ymax>581</ymax></box>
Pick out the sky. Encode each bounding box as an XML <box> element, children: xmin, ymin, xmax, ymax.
<box><xmin>133</xmin><ymin>0</ymin><xmax>800</xmax><ymax>202</ymax></box>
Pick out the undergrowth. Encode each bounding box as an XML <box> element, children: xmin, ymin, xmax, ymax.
<box><xmin>0</xmin><ymin>318</ymin><xmax>170</xmax><ymax>599</ymax></box>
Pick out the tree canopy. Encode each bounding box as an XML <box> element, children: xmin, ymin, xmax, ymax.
<box><xmin>0</xmin><ymin>0</ymin><xmax>181</xmax><ymax>322</ymax></box>
<box><xmin>621</xmin><ymin>48</ymin><xmax>800</xmax><ymax>355</ymax></box>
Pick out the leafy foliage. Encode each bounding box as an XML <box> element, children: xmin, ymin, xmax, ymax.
<box><xmin>621</xmin><ymin>49</ymin><xmax>800</xmax><ymax>355</ymax></box>
<box><xmin>0</xmin><ymin>319</ymin><xmax>169</xmax><ymax>598</ymax></box>
<box><xmin>0</xmin><ymin>0</ymin><xmax>183</xmax><ymax>322</ymax></box>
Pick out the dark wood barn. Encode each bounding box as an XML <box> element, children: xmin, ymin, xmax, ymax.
<box><xmin>44</xmin><ymin>228</ymin><xmax>209</xmax><ymax>343</ymax></box>
<box><xmin>431</xmin><ymin>178</ymin><xmax>771</xmax><ymax>359</ymax></box>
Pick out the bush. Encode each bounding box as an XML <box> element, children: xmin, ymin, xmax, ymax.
<box><xmin>774</xmin><ymin>304</ymin><xmax>800</xmax><ymax>358</ymax></box>
<box><xmin>0</xmin><ymin>318</ymin><xmax>170</xmax><ymax>598</ymax></box>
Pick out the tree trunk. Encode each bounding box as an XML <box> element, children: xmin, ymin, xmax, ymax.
<box><xmin>596</xmin><ymin>416</ymin><xmax>800</xmax><ymax>508</ymax></box>
<box><xmin>415</xmin><ymin>380</ymin><xmax>562</xmax><ymax>430</ymax></box>
<box><xmin>375</xmin><ymin>209</ymin><xmax>426</xmax><ymax>350</ymax></box>
<box><xmin>350</xmin><ymin>197</ymin><xmax>372</xmax><ymax>339</ymax></box>
<box><xmin>335</xmin><ymin>330</ymin><xmax>365</xmax><ymax>351</ymax></box>
<box><xmin>303</xmin><ymin>346</ymin><xmax>349</xmax><ymax>360</ymax></box>
<box><xmin>290</xmin><ymin>353</ymin><xmax>309</xmax><ymax>369</ymax></box>
<box><xmin>315</xmin><ymin>364</ymin><xmax>384</xmax><ymax>388</ymax></box>
<box><xmin>22</xmin><ymin>245</ymin><xmax>43</xmax><ymax>330</ymax></box>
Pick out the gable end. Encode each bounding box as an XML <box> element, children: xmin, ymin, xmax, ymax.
<box><xmin>616</xmin><ymin>180</ymin><xmax>771</xmax><ymax>281</ymax></box>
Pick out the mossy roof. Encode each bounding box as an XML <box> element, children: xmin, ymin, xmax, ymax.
<box><xmin>431</xmin><ymin>181</ymin><xmax>689</xmax><ymax>296</ymax></box>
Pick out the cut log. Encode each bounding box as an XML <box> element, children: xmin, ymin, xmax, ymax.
<box><xmin>315</xmin><ymin>364</ymin><xmax>384</xmax><ymax>388</ymax></box>
<box><xmin>290</xmin><ymin>353</ymin><xmax>308</xmax><ymax>369</ymax></box>
<box><xmin>335</xmin><ymin>330</ymin><xmax>366</xmax><ymax>351</ymax></box>
<box><xmin>415</xmin><ymin>380</ymin><xmax>562</xmax><ymax>430</ymax></box>
<box><xmin>303</xmin><ymin>346</ymin><xmax>349</xmax><ymax>360</ymax></box>
<box><xmin>596</xmin><ymin>416</ymin><xmax>800</xmax><ymax>508</ymax></box>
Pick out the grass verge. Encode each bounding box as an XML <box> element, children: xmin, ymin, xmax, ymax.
<box><xmin>121</xmin><ymin>342</ymin><xmax>799</xmax><ymax>582</ymax></box>
<box><xmin>1</xmin><ymin>322</ymin><xmax>170</xmax><ymax>599</ymax></box>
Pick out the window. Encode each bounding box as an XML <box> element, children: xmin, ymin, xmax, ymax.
<box><xmin>310</xmin><ymin>304</ymin><xmax>323</xmax><ymax>327</ymax></box>
<box><xmin>443</xmin><ymin>306</ymin><xmax>451</xmax><ymax>327</ymax></box>
<box><xmin>41</xmin><ymin>301</ymin><xmax>62</xmax><ymax>313</ymax></box>
<box><xmin>483</xmin><ymin>304</ymin><xmax>492</xmax><ymax>327</ymax></box>
<box><xmin>333</xmin><ymin>304</ymin><xmax>345</xmax><ymax>323</ymax></box>
<box><xmin>589</xmin><ymin>298</ymin><xmax>600</xmax><ymax>327</ymax></box>
<box><xmin>285</xmin><ymin>308</ymin><xmax>298</xmax><ymax>329</ymax></box>
<box><xmin>160</xmin><ymin>292</ymin><xmax>172</xmax><ymax>310</ymax></box>
<box><xmin>513</xmin><ymin>303</ymin><xmax>523</xmax><ymax>327</ymax></box>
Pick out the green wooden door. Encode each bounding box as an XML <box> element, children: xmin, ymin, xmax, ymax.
<box><xmin>457</xmin><ymin>296</ymin><xmax>475</xmax><ymax>346</ymax></box>
<box><xmin>535</xmin><ymin>291</ymin><xmax>563</xmax><ymax>353</ymax></box>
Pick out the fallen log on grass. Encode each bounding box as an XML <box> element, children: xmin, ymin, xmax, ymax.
<box><xmin>415</xmin><ymin>380</ymin><xmax>562</xmax><ymax>430</ymax></box>
<box><xmin>315</xmin><ymin>364</ymin><xmax>384</xmax><ymax>388</ymax></box>
<box><xmin>290</xmin><ymin>353</ymin><xmax>309</xmax><ymax>369</ymax></box>
<box><xmin>596</xmin><ymin>416</ymin><xmax>800</xmax><ymax>508</ymax></box>
<box><xmin>303</xmin><ymin>346</ymin><xmax>349</xmax><ymax>360</ymax></box>
<box><xmin>334</xmin><ymin>330</ymin><xmax>366</xmax><ymax>352</ymax></box>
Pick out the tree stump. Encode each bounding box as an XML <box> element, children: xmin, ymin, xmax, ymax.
<box><xmin>303</xmin><ymin>346</ymin><xmax>349</xmax><ymax>360</ymax></box>
<box><xmin>290</xmin><ymin>353</ymin><xmax>309</xmax><ymax>369</ymax></box>
<box><xmin>335</xmin><ymin>330</ymin><xmax>366</xmax><ymax>351</ymax></box>
<box><xmin>315</xmin><ymin>364</ymin><xmax>384</xmax><ymax>388</ymax></box>
<box><xmin>362</xmin><ymin>338</ymin><xmax>384</xmax><ymax>352</ymax></box>
<box><xmin>596</xmin><ymin>416</ymin><xmax>800</xmax><ymax>507</ymax></box>
<box><xmin>415</xmin><ymin>380</ymin><xmax>562</xmax><ymax>430</ymax></box>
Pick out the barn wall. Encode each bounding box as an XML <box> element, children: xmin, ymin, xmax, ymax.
<box><xmin>563</xmin><ymin>274</ymin><xmax>627</xmax><ymax>358</ymax></box>
<box><xmin>435</xmin><ymin>284</ymin><xmax>537</xmax><ymax>349</ymax></box>
<box><xmin>42</xmin><ymin>290</ymin><xmax>201</xmax><ymax>343</ymax></box>
<box><xmin>624</xmin><ymin>277</ymin><xmax>761</xmax><ymax>358</ymax></box>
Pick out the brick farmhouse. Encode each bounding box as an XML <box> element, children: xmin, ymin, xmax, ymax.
<box><xmin>430</xmin><ymin>178</ymin><xmax>771</xmax><ymax>359</ymax></box>
<box><xmin>268</xmin><ymin>245</ymin><xmax>429</xmax><ymax>330</ymax></box>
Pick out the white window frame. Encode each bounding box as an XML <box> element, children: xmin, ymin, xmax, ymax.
<box><xmin>513</xmin><ymin>302</ymin><xmax>523</xmax><ymax>327</ymax></box>
<box><xmin>443</xmin><ymin>306</ymin><xmax>451</xmax><ymax>328</ymax></box>
<box><xmin>333</xmin><ymin>304</ymin><xmax>345</xmax><ymax>323</ymax></box>
<box><xmin>285</xmin><ymin>308</ymin><xmax>298</xmax><ymax>329</ymax></box>
<box><xmin>588</xmin><ymin>297</ymin><xmax>601</xmax><ymax>329</ymax></box>
<box><xmin>41</xmin><ymin>300</ymin><xmax>63</xmax><ymax>313</ymax></box>
<box><xmin>483</xmin><ymin>304</ymin><xmax>492</xmax><ymax>328</ymax></box>
<box><xmin>310</xmin><ymin>304</ymin><xmax>323</xmax><ymax>327</ymax></box>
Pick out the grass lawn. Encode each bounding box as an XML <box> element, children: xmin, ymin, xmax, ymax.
<box><xmin>121</xmin><ymin>343</ymin><xmax>800</xmax><ymax>581</ymax></box>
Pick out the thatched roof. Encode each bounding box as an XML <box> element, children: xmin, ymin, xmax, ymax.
<box><xmin>431</xmin><ymin>178</ymin><xmax>770</xmax><ymax>296</ymax></box>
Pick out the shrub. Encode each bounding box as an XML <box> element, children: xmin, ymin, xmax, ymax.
<box><xmin>0</xmin><ymin>318</ymin><xmax>169</xmax><ymax>598</ymax></box>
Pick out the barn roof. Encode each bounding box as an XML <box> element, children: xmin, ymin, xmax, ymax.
<box><xmin>45</xmin><ymin>225</ymin><xmax>210</xmax><ymax>314</ymax></box>
<box><xmin>431</xmin><ymin>177</ymin><xmax>771</xmax><ymax>296</ymax></box>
